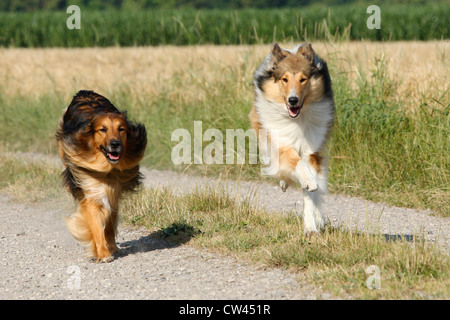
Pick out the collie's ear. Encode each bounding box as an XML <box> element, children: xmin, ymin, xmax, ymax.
<box><xmin>272</xmin><ymin>43</ymin><xmax>289</xmax><ymax>62</ymax></box>
<box><xmin>297</xmin><ymin>43</ymin><xmax>314</xmax><ymax>63</ymax></box>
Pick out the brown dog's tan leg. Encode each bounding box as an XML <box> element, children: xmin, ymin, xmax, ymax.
<box><xmin>80</xmin><ymin>199</ymin><xmax>113</xmax><ymax>262</ymax></box>
<box><xmin>104</xmin><ymin>209</ymin><xmax>119</xmax><ymax>254</ymax></box>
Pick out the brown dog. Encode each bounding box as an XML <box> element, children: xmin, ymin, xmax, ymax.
<box><xmin>56</xmin><ymin>90</ymin><xmax>147</xmax><ymax>262</ymax></box>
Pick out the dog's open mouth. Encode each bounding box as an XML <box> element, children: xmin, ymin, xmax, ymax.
<box><xmin>286</xmin><ymin>102</ymin><xmax>303</xmax><ymax>118</ymax></box>
<box><xmin>287</xmin><ymin>105</ymin><xmax>301</xmax><ymax>118</ymax></box>
<box><xmin>286</xmin><ymin>97</ymin><xmax>304</xmax><ymax>118</ymax></box>
<box><xmin>101</xmin><ymin>146</ymin><xmax>121</xmax><ymax>163</ymax></box>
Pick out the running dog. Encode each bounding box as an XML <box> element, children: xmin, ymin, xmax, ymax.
<box><xmin>250</xmin><ymin>43</ymin><xmax>335</xmax><ymax>234</ymax></box>
<box><xmin>56</xmin><ymin>90</ymin><xmax>147</xmax><ymax>262</ymax></box>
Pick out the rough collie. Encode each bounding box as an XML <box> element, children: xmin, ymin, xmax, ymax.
<box><xmin>56</xmin><ymin>90</ymin><xmax>147</xmax><ymax>262</ymax></box>
<box><xmin>250</xmin><ymin>43</ymin><xmax>335</xmax><ymax>234</ymax></box>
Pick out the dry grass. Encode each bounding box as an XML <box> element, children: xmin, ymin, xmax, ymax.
<box><xmin>0</xmin><ymin>41</ymin><xmax>448</xmax><ymax>108</ymax></box>
<box><xmin>0</xmin><ymin>42</ymin><xmax>448</xmax><ymax>215</ymax></box>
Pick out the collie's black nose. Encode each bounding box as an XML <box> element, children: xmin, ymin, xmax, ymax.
<box><xmin>288</xmin><ymin>96</ymin><xmax>299</xmax><ymax>105</ymax></box>
<box><xmin>109</xmin><ymin>140</ymin><xmax>121</xmax><ymax>149</ymax></box>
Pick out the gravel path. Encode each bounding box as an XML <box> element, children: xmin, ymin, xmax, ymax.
<box><xmin>0</xmin><ymin>194</ymin><xmax>324</xmax><ymax>299</ymax></box>
<box><xmin>1</xmin><ymin>153</ymin><xmax>448</xmax><ymax>299</ymax></box>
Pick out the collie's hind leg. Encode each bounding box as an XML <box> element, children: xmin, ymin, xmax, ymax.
<box><xmin>315</xmin><ymin>158</ymin><xmax>329</xmax><ymax>230</ymax></box>
<box><xmin>303</xmin><ymin>158</ymin><xmax>328</xmax><ymax>234</ymax></box>
<box><xmin>303</xmin><ymin>190</ymin><xmax>321</xmax><ymax>234</ymax></box>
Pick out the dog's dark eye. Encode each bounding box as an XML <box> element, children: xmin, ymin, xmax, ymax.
<box><xmin>118</xmin><ymin>127</ymin><xmax>125</xmax><ymax>132</ymax></box>
<box><xmin>300</xmin><ymin>78</ymin><xmax>307</xmax><ymax>84</ymax></box>
<box><xmin>99</xmin><ymin>128</ymin><xmax>107</xmax><ymax>133</ymax></box>
<box><xmin>282</xmin><ymin>78</ymin><xmax>288</xmax><ymax>83</ymax></box>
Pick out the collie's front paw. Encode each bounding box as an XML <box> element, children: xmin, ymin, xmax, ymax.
<box><xmin>280</xmin><ymin>180</ymin><xmax>288</xmax><ymax>192</ymax></box>
<box><xmin>302</xmin><ymin>179</ymin><xmax>318</xmax><ymax>192</ymax></box>
<box><xmin>294</xmin><ymin>161</ymin><xmax>318</xmax><ymax>192</ymax></box>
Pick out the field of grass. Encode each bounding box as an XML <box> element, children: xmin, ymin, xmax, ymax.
<box><xmin>0</xmin><ymin>146</ymin><xmax>448</xmax><ymax>299</ymax></box>
<box><xmin>122</xmin><ymin>187</ymin><xmax>450</xmax><ymax>299</ymax></box>
<box><xmin>0</xmin><ymin>41</ymin><xmax>448</xmax><ymax>215</ymax></box>
<box><xmin>0</xmin><ymin>3</ymin><xmax>448</xmax><ymax>47</ymax></box>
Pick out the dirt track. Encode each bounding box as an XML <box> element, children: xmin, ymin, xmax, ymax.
<box><xmin>0</xmin><ymin>194</ymin><xmax>323</xmax><ymax>299</ymax></box>
<box><xmin>0</xmin><ymin>156</ymin><xmax>448</xmax><ymax>299</ymax></box>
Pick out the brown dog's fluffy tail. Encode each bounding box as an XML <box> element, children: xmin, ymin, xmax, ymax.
<box><xmin>65</xmin><ymin>210</ymin><xmax>95</xmax><ymax>258</ymax></box>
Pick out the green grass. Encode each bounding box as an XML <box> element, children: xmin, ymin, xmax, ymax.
<box><xmin>0</xmin><ymin>144</ymin><xmax>65</xmax><ymax>201</ymax></box>
<box><xmin>329</xmin><ymin>55</ymin><xmax>449</xmax><ymax>216</ymax></box>
<box><xmin>0</xmin><ymin>4</ymin><xmax>448</xmax><ymax>47</ymax></box>
<box><xmin>0</xmin><ymin>94</ymin><xmax>65</xmax><ymax>152</ymax></box>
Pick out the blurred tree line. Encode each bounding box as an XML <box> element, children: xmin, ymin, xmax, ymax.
<box><xmin>0</xmin><ymin>0</ymin><xmax>435</xmax><ymax>11</ymax></box>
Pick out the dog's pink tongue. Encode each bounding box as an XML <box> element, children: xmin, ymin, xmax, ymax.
<box><xmin>108</xmin><ymin>153</ymin><xmax>120</xmax><ymax>160</ymax></box>
<box><xmin>289</xmin><ymin>107</ymin><xmax>300</xmax><ymax>117</ymax></box>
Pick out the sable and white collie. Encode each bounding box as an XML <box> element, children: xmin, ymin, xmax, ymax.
<box><xmin>56</xmin><ymin>90</ymin><xmax>147</xmax><ymax>262</ymax></box>
<box><xmin>249</xmin><ymin>43</ymin><xmax>335</xmax><ymax>234</ymax></box>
